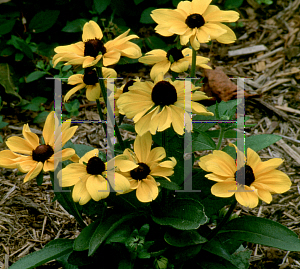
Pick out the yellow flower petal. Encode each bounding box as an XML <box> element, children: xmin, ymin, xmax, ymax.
<box><xmin>204</xmin><ymin>10</ymin><xmax>239</xmax><ymax>23</ymax></box>
<box><xmin>86</xmin><ymin>84</ymin><xmax>101</xmax><ymax>101</ymax></box>
<box><xmin>23</xmin><ymin>161</ymin><xmax>43</xmax><ymax>183</ymax></box>
<box><xmin>86</xmin><ymin>175</ymin><xmax>110</xmax><ymax>201</ymax></box>
<box><xmin>72</xmin><ymin>177</ymin><xmax>91</xmax><ymax>205</ymax></box>
<box><xmin>68</xmin><ymin>74</ymin><xmax>84</xmax><ymax>85</ymax></box>
<box><xmin>201</xmin><ymin>22</ymin><xmax>227</xmax><ymax>39</ymax></box>
<box><xmin>235</xmin><ymin>186</ymin><xmax>259</xmax><ymax>208</ymax></box>
<box><xmin>82</xmin><ymin>20</ymin><xmax>103</xmax><ymax>42</ymax></box>
<box><xmin>136</xmin><ymin>177</ymin><xmax>159</xmax><ymax>202</ymax></box>
<box><xmin>147</xmin><ymin>147</ymin><xmax>166</xmax><ymax>164</ymax></box>
<box><xmin>80</xmin><ymin>149</ymin><xmax>99</xmax><ymax>164</ymax></box>
<box><xmin>214</xmin><ymin>22</ymin><xmax>237</xmax><ymax>44</ymax></box>
<box><xmin>192</xmin><ymin>0</ymin><xmax>212</xmax><ymax>15</ymax></box>
<box><xmin>61</xmin><ymin>163</ymin><xmax>87</xmax><ymax>187</ymax></box>
<box><xmin>211</xmin><ymin>181</ymin><xmax>236</xmax><ymax>197</ymax></box>
<box><xmin>150</xmin><ymin>60</ymin><xmax>171</xmax><ymax>81</ymax></box>
<box><xmin>43</xmin><ymin>111</ymin><xmax>55</xmax><ymax>145</ymax></box>
<box><xmin>109</xmin><ymin>173</ymin><xmax>130</xmax><ymax>193</ymax></box>
<box><xmin>6</xmin><ymin>136</ymin><xmax>34</xmax><ymax>155</ymax></box>
<box><xmin>134</xmin><ymin>132</ymin><xmax>152</xmax><ymax>163</ymax></box>
<box><xmin>22</xmin><ymin>124</ymin><xmax>39</xmax><ymax>149</ymax></box>
<box><xmin>64</xmin><ymin>83</ymin><xmax>86</xmax><ymax>102</ymax></box>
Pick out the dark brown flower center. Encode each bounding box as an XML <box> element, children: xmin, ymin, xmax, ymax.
<box><xmin>130</xmin><ymin>162</ymin><xmax>150</xmax><ymax>180</ymax></box>
<box><xmin>166</xmin><ymin>48</ymin><xmax>184</xmax><ymax>63</ymax></box>
<box><xmin>86</xmin><ymin>156</ymin><xmax>106</xmax><ymax>175</ymax></box>
<box><xmin>32</xmin><ymin>144</ymin><xmax>54</xmax><ymax>163</ymax></box>
<box><xmin>151</xmin><ymin>81</ymin><xmax>177</xmax><ymax>106</ymax></box>
<box><xmin>84</xmin><ymin>38</ymin><xmax>106</xmax><ymax>58</ymax></box>
<box><xmin>235</xmin><ymin>165</ymin><xmax>255</xmax><ymax>186</ymax></box>
<box><xmin>123</xmin><ymin>80</ymin><xmax>134</xmax><ymax>93</ymax></box>
<box><xmin>83</xmin><ymin>68</ymin><xmax>98</xmax><ymax>85</ymax></box>
<box><xmin>185</xmin><ymin>13</ymin><xmax>205</xmax><ymax>29</ymax></box>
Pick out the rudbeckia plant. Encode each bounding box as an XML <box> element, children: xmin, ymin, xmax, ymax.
<box><xmin>198</xmin><ymin>144</ymin><xmax>292</xmax><ymax>208</ymax></box>
<box><xmin>53</xmin><ymin>20</ymin><xmax>142</xmax><ymax>68</ymax></box>
<box><xmin>116</xmin><ymin>73</ymin><xmax>213</xmax><ymax>135</ymax></box>
<box><xmin>0</xmin><ymin>111</ymin><xmax>78</xmax><ymax>182</ymax></box>
<box><xmin>9</xmin><ymin>3</ymin><xmax>299</xmax><ymax>269</ymax></box>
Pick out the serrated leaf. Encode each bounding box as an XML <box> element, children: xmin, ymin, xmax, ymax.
<box><xmin>26</xmin><ymin>71</ymin><xmax>47</xmax><ymax>83</ymax></box>
<box><xmin>140</xmin><ymin>7</ymin><xmax>156</xmax><ymax>24</ymax></box>
<box><xmin>219</xmin><ymin>216</ymin><xmax>300</xmax><ymax>251</ymax></box>
<box><xmin>8</xmin><ymin>239</ymin><xmax>74</xmax><ymax>269</ymax></box>
<box><xmin>94</xmin><ymin>0</ymin><xmax>111</xmax><ymax>15</ymax></box>
<box><xmin>29</xmin><ymin>10</ymin><xmax>60</xmax><ymax>33</ymax></box>
<box><xmin>152</xmin><ymin>198</ymin><xmax>208</xmax><ymax>230</ymax></box>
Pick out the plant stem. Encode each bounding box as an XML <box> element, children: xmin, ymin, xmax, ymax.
<box><xmin>190</xmin><ymin>47</ymin><xmax>197</xmax><ymax>78</ymax></box>
<box><xmin>96</xmin><ymin>67</ymin><xmax>125</xmax><ymax>152</ymax></box>
<box><xmin>216</xmin><ymin>126</ymin><xmax>224</xmax><ymax>150</ymax></box>
<box><xmin>207</xmin><ymin>200</ymin><xmax>237</xmax><ymax>241</ymax></box>
<box><xmin>96</xmin><ymin>99</ymin><xmax>107</xmax><ymax>136</ymax></box>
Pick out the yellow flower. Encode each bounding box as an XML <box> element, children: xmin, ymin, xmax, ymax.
<box><xmin>60</xmin><ymin>149</ymin><xmax>131</xmax><ymax>205</ymax></box>
<box><xmin>0</xmin><ymin>112</ymin><xmax>78</xmax><ymax>182</ymax></box>
<box><xmin>53</xmin><ymin>20</ymin><xmax>142</xmax><ymax>68</ymax></box>
<box><xmin>151</xmin><ymin>0</ymin><xmax>239</xmax><ymax>50</ymax></box>
<box><xmin>198</xmin><ymin>144</ymin><xmax>292</xmax><ymax>208</ymax></box>
<box><xmin>116</xmin><ymin>132</ymin><xmax>176</xmax><ymax>203</ymax></box>
<box><xmin>113</xmin><ymin>78</ymin><xmax>140</xmax><ymax>116</ymax></box>
<box><xmin>65</xmin><ymin>67</ymin><xmax>117</xmax><ymax>102</ymax></box>
<box><xmin>139</xmin><ymin>47</ymin><xmax>211</xmax><ymax>80</ymax></box>
<box><xmin>116</xmin><ymin>74</ymin><xmax>213</xmax><ymax>136</ymax></box>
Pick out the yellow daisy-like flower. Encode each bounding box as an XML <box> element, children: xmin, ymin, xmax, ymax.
<box><xmin>53</xmin><ymin>20</ymin><xmax>142</xmax><ymax>68</ymax></box>
<box><xmin>60</xmin><ymin>149</ymin><xmax>131</xmax><ymax>205</ymax></box>
<box><xmin>65</xmin><ymin>67</ymin><xmax>117</xmax><ymax>102</ymax></box>
<box><xmin>198</xmin><ymin>144</ymin><xmax>292</xmax><ymax>208</ymax></box>
<box><xmin>116</xmin><ymin>132</ymin><xmax>176</xmax><ymax>203</ymax></box>
<box><xmin>0</xmin><ymin>112</ymin><xmax>78</xmax><ymax>182</ymax></box>
<box><xmin>113</xmin><ymin>78</ymin><xmax>140</xmax><ymax>116</ymax></box>
<box><xmin>139</xmin><ymin>47</ymin><xmax>211</xmax><ymax>80</ymax></box>
<box><xmin>151</xmin><ymin>0</ymin><xmax>239</xmax><ymax>50</ymax></box>
<box><xmin>116</xmin><ymin>74</ymin><xmax>213</xmax><ymax>136</ymax></box>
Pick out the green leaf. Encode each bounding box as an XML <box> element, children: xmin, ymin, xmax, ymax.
<box><xmin>140</xmin><ymin>7</ymin><xmax>156</xmax><ymax>24</ymax></box>
<box><xmin>0</xmin><ymin>63</ymin><xmax>22</xmax><ymax>104</ymax></box>
<box><xmin>29</xmin><ymin>10</ymin><xmax>60</xmax><ymax>33</ymax></box>
<box><xmin>192</xmin><ymin>131</ymin><xmax>216</xmax><ymax>151</ymax></box>
<box><xmin>172</xmin><ymin>0</ymin><xmax>181</xmax><ymax>6</ymax></box>
<box><xmin>219</xmin><ymin>216</ymin><xmax>300</xmax><ymax>251</ymax></box>
<box><xmin>69</xmin><ymin>143</ymin><xmax>95</xmax><ymax>158</ymax></box>
<box><xmin>152</xmin><ymin>198</ymin><xmax>208</xmax><ymax>230</ymax></box>
<box><xmin>145</xmin><ymin>36</ymin><xmax>167</xmax><ymax>49</ymax></box>
<box><xmin>134</xmin><ymin>0</ymin><xmax>144</xmax><ymax>4</ymax></box>
<box><xmin>105</xmin><ymin>224</ymin><xmax>132</xmax><ymax>244</ymax></box>
<box><xmin>64</xmin><ymin>99</ymin><xmax>80</xmax><ymax>113</ymax></box>
<box><xmin>164</xmin><ymin>229</ymin><xmax>207</xmax><ymax>247</ymax></box>
<box><xmin>62</xmin><ymin>19</ymin><xmax>88</xmax><ymax>32</ymax></box>
<box><xmin>222</xmin><ymin>134</ymin><xmax>282</xmax><ymax>159</ymax></box>
<box><xmin>0</xmin><ymin>19</ymin><xmax>16</xmax><ymax>35</ymax></box>
<box><xmin>16</xmin><ymin>39</ymin><xmax>33</xmax><ymax>59</ymax></box>
<box><xmin>89</xmin><ymin>213</ymin><xmax>141</xmax><ymax>256</ymax></box>
<box><xmin>94</xmin><ymin>0</ymin><xmax>111</xmax><ymax>15</ymax></box>
<box><xmin>22</xmin><ymin>97</ymin><xmax>47</xmax><ymax>111</ymax></box>
<box><xmin>0</xmin><ymin>46</ymin><xmax>15</xmax><ymax>57</ymax></box>
<box><xmin>224</xmin><ymin>0</ymin><xmax>244</xmax><ymax>9</ymax></box>
<box><xmin>56</xmin><ymin>253</ymin><xmax>79</xmax><ymax>269</ymax></box>
<box><xmin>50</xmin><ymin>172</ymin><xmax>86</xmax><ymax>228</ymax></box>
<box><xmin>155</xmin><ymin>178</ymin><xmax>181</xmax><ymax>190</ymax></box>
<box><xmin>0</xmin><ymin>116</ymin><xmax>8</xmax><ymax>129</ymax></box>
<box><xmin>36</xmin><ymin>170</ymin><xmax>44</xmax><ymax>186</ymax></box>
<box><xmin>119</xmin><ymin>123</ymin><xmax>135</xmax><ymax>133</ymax></box>
<box><xmin>33</xmin><ymin>111</ymin><xmax>50</xmax><ymax>124</ymax></box>
<box><xmin>15</xmin><ymin>52</ymin><xmax>24</xmax><ymax>61</ymax></box>
<box><xmin>74</xmin><ymin>221</ymin><xmax>100</xmax><ymax>251</ymax></box>
<box><xmin>9</xmin><ymin>239</ymin><xmax>74</xmax><ymax>269</ymax></box>
<box><xmin>26</xmin><ymin>71</ymin><xmax>47</xmax><ymax>83</ymax></box>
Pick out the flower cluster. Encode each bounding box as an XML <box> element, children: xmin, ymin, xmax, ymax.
<box><xmin>0</xmin><ymin>1</ymin><xmax>291</xmax><ymax>209</ymax></box>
